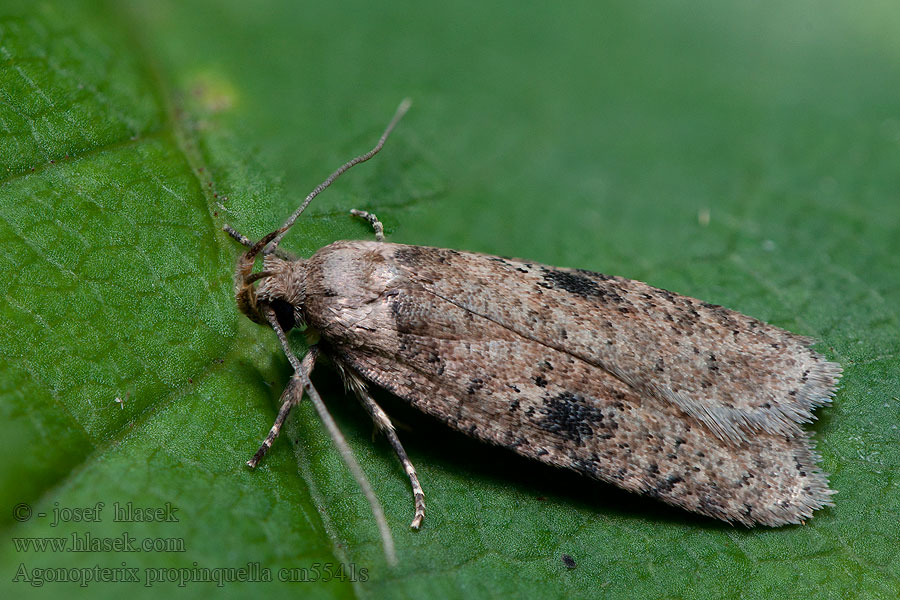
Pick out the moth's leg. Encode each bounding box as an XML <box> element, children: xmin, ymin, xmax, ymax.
<box><xmin>263</xmin><ymin>307</ymin><xmax>397</xmax><ymax>564</ymax></box>
<box><xmin>349</xmin><ymin>209</ymin><xmax>385</xmax><ymax>242</ymax></box>
<box><xmin>353</xmin><ymin>386</ymin><xmax>426</xmax><ymax>529</ymax></box>
<box><xmin>223</xmin><ymin>224</ymin><xmax>253</xmax><ymax>247</ymax></box>
<box><xmin>223</xmin><ymin>224</ymin><xmax>296</xmax><ymax>260</ymax></box>
<box><xmin>246</xmin><ymin>348</ymin><xmax>318</xmax><ymax>469</ymax></box>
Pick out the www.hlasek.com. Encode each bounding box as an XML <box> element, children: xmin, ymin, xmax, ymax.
<box><xmin>13</xmin><ymin>532</ymin><xmax>185</xmax><ymax>553</ymax></box>
<box><xmin>12</xmin><ymin>562</ymin><xmax>369</xmax><ymax>587</ymax></box>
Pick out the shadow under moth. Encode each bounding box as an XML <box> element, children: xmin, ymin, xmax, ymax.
<box><xmin>224</xmin><ymin>100</ymin><xmax>840</xmax><ymax>564</ymax></box>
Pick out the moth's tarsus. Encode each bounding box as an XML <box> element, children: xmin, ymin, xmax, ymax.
<box><xmin>350</xmin><ymin>380</ymin><xmax>426</xmax><ymax>529</ymax></box>
<box><xmin>350</xmin><ymin>209</ymin><xmax>385</xmax><ymax>242</ymax></box>
<box><xmin>246</xmin><ymin>368</ymin><xmax>309</xmax><ymax>469</ymax></box>
<box><xmin>223</xmin><ymin>224</ymin><xmax>253</xmax><ymax>247</ymax></box>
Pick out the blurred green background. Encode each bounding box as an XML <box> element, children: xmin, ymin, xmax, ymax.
<box><xmin>1</xmin><ymin>1</ymin><xmax>898</xmax><ymax>598</ymax></box>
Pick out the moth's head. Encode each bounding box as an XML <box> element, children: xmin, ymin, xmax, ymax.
<box><xmin>233</xmin><ymin>230</ymin><xmax>306</xmax><ymax>331</ymax></box>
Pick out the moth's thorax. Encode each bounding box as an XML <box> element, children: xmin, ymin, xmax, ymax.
<box><xmin>303</xmin><ymin>240</ymin><xmax>400</xmax><ymax>340</ymax></box>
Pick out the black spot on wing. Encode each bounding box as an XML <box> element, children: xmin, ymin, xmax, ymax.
<box><xmin>655</xmin><ymin>474</ymin><xmax>685</xmax><ymax>495</ymax></box>
<box><xmin>540</xmin><ymin>268</ymin><xmax>601</xmax><ymax>298</ymax></box>
<box><xmin>576</xmin><ymin>268</ymin><xmax>613</xmax><ymax>281</ymax></box>
<box><xmin>536</xmin><ymin>392</ymin><xmax>606</xmax><ymax>446</ymax></box>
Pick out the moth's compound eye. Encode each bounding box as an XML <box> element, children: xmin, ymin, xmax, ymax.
<box><xmin>269</xmin><ymin>298</ymin><xmax>296</xmax><ymax>332</ymax></box>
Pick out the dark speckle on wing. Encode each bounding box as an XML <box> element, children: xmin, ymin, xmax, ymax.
<box><xmin>536</xmin><ymin>391</ymin><xmax>606</xmax><ymax>446</ymax></box>
<box><xmin>540</xmin><ymin>268</ymin><xmax>601</xmax><ymax>298</ymax></box>
<box><xmin>394</xmin><ymin>245</ymin><xmax>460</xmax><ymax>266</ymax></box>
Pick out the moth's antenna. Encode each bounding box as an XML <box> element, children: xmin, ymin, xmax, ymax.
<box><xmin>263</xmin><ymin>98</ymin><xmax>412</xmax><ymax>255</ymax></box>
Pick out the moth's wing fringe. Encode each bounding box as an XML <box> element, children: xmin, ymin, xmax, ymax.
<box><xmin>730</xmin><ymin>431</ymin><xmax>835</xmax><ymax>527</ymax></box>
<box><xmin>665</xmin><ymin>345</ymin><xmax>842</xmax><ymax>445</ymax></box>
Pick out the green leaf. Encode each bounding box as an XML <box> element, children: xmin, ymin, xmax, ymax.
<box><xmin>2</xmin><ymin>1</ymin><xmax>899</xmax><ymax>598</ymax></box>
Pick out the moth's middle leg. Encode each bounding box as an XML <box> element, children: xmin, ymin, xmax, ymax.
<box><xmin>350</xmin><ymin>209</ymin><xmax>385</xmax><ymax>242</ymax></box>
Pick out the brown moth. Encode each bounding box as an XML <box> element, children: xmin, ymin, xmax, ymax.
<box><xmin>225</xmin><ymin>100</ymin><xmax>840</xmax><ymax>564</ymax></box>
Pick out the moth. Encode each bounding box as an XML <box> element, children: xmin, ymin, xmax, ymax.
<box><xmin>225</xmin><ymin>100</ymin><xmax>840</xmax><ymax>564</ymax></box>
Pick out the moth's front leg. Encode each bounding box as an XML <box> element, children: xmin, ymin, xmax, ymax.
<box><xmin>264</xmin><ymin>307</ymin><xmax>398</xmax><ymax>564</ymax></box>
<box><xmin>223</xmin><ymin>224</ymin><xmax>254</xmax><ymax>248</ymax></box>
<box><xmin>247</xmin><ymin>347</ymin><xmax>318</xmax><ymax>468</ymax></box>
<box><xmin>223</xmin><ymin>224</ymin><xmax>296</xmax><ymax>260</ymax></box>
